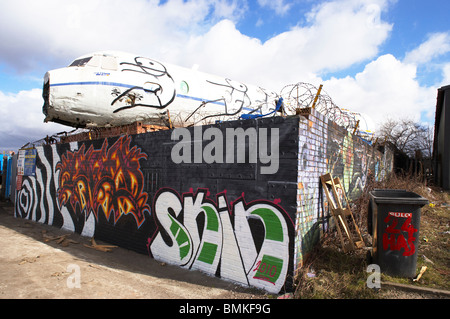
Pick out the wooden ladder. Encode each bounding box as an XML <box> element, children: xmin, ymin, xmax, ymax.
<box><xmin>320</xmin><ymin>173</ymin><xmax>365</xmax><ymax>252</ymax></box>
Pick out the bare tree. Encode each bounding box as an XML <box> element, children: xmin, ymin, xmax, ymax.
<box><xmin>377</xmin><ymin>118</ymin><xmax>432</xmax><ymax>157</ymax></box>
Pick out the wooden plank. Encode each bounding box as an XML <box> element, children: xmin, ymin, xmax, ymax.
<box><xmin>320</xmin><ymin>173</ymin><xmax>365</xmax><ymax>252</ymax></box>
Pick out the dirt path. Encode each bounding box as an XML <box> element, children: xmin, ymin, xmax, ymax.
<box><xmin>0</xmin><ymin>202</ymin><xmax>266</xmax><ymax>299</ymax></box>
<box><xmin>1</xmin><ymin>201</ymin><xmax>446</xmax><ymax>301</ymax></box>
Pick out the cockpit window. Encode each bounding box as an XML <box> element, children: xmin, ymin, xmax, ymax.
<box><xmin>69</xmin><ymin>57</ymin><xmax>92</xmax><ymax>67</ymax></box>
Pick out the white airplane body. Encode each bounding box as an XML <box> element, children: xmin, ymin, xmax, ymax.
<box><xmin>43</xmin><ymin>51</ymin><xmax>281</xmax><ymax>128</ymax></box>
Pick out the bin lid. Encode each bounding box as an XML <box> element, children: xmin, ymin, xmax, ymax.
<box><xmin>369</xmin><ymin>189</ymin><xmax>429</xmax><ymax>206</ymax></box>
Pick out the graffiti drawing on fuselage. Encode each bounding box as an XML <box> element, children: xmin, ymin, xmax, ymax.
<box><xmin>206</xmin><ymin>78</ymin><xmax>250</xmax><ymax>116</ymax></box>
<box><xmin>112</xmin><ymin>56</ymin><xmax>176</xmax><ymax>112</ymax></box>
<box><xmin>148</xmin><ymin>188</ymin><xmax>294</xmax><ymax>293</ymax></box>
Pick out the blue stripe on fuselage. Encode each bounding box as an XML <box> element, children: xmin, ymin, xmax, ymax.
<box><xmin>51</xmin><ymin>81</ymin><xmax>135</xmax><ymax>88</ymax></box>
<box><xmin>50</xmin><ymin>81</ymin><xmax>225</xmax><ymax>106</ymax></box>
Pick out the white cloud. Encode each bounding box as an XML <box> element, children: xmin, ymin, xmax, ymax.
<box><xmin>0</xmin><ymin>0</ymin><xmax>392</xmax><ymax>80</ymax></box>
<box><xmin>0</xmin><ymin>0</ymin><xmax>245</xmax><ymax>73</ymax></box>
<box><xmin>179</xmin><ymin>20</ymin><xmax>266</xmax><ymax>82</ymax></box>
<box><xmin>298</xmin><ymin>0</ymin><xmax>392</xmax><ymax>72</ymax></box>
<box><xmin>318</xmin><ymin>30</ymin><xmax>450</xmax><ymax>132</ymax></box>
<box><xmin>0</xmin><ymin>89</ymin><xmax>68</xmax><ymax>151</ymax></box>
<box><xmin>324</xmin><ymin>54</ymin><xmax>437</xmax><ymax>131</ymax></box>
<box><xmin>404</xmin><ymin>32</ymin><xmax>450</xmax><ymax>65</ymax></box>
<box><xmin>174</xmin><ymin>0</ymin><xmax>392</xmax><ymax>90</ymax></box>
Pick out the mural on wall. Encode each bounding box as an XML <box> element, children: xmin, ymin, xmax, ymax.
<box><xmin>148</xmin><ymin>188</ymin><xmax>294</xmax><ymax>293</ymax></box>
<box><xmin>295</xmin><ymin>108</ymin><xmax>394</xmax><ymax>271</ymax></box>
<box><xmin>14</xmin><ymin>118</ymin><xmax>298</xmax><ymax>294</ymax></box>
<box><xmin>326</xmin><ymin>126</ymin><xmax>388</xmax><ymax>201</ymax></box>
<box><xmin>295</xmin><ymin>112</ymin><xmax>328</xmax><ymax>268</ymax></box>
<box><xmin>15</xmin><ymin>138</ymin><xmax>151</xmax><ymax>236</ymax></box>
<box><xmin>56</xmin><ymin>135</ymin><xmax>150</xmax><ymax>228</ymax></box>
<box><xmin>14</xmin><ymin>114</ymin><xmax>392</xmax><ymax>293</ymax></box>
<box><xmin>16</xmin><ymin>145</ymin><xmax>62</xmax><ymax>228</ymax></box>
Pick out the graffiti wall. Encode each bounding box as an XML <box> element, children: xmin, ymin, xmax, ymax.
<box><xmin>14</xmin><ymin>112</ymin><xmax>392</xmax><ymax>293</ymax></box>
<box><xmin>294</xmin><ymin>108</ymin><xmax>393</xmax><ymax>271</ymax></box>
<box><xmin>15</xmin><ymin>116</ymin><xmax>298</xmax><ymax>294</ymax></box>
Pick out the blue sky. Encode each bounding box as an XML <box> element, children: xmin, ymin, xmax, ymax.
<box><xmin>0</xmin><ymin>0</ymin><xmax>449</xmax><ymax>151</ymax></box>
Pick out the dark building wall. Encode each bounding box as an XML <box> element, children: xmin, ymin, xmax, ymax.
<box><xmin>433</xmin><ymin>85</ymin><xmax>450</xmax><ymax>190</ymax></box>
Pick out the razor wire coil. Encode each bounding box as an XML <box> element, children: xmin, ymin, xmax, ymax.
<box><xmin>279</xmin><ymin>82</ymin><xmax>358</xmax><ymax>131</ymax></box>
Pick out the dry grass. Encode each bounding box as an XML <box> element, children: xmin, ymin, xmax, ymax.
<box><xmin>293</xmin><ymin>173</ymin><xmax>450</xmax><ymax>299</ymax></box>
<box><xmin>294</xmin><ymin>235</ymin><xmax>378</xmax><ymax>299</ymax></box>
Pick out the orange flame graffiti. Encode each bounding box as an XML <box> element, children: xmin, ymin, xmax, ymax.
<box><xmin>56</xmin><ymin>135</ymin><xmax>149</xmax><ymax>228</ymax></box>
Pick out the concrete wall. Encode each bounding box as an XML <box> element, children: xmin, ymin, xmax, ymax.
<box><xmin>14</xmin><ymin>111</ymin><xmax>392</xmax><ymax>294</ymax></box>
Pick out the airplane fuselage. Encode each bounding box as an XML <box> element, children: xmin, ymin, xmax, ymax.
<box><xmin>43</xmin><ymin>51</ymin><xmax>280</xmax><ymax>128</ymax></box>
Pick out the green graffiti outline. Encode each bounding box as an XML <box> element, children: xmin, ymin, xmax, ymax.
<box><xmin>168</xmin><ymin>214</ymin><xmax>191</xmax><ymax>260</ymax></box>
<box><xmin>251</xmin><ymin>208</ymin><xmax>283</xmax><ymax>242</ymax></box>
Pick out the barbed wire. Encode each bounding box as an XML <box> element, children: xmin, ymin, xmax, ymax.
<box><xmin>279</xmin><ymin>82</ymin><xmax>359</xmax><ymax>131</ymax></box>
